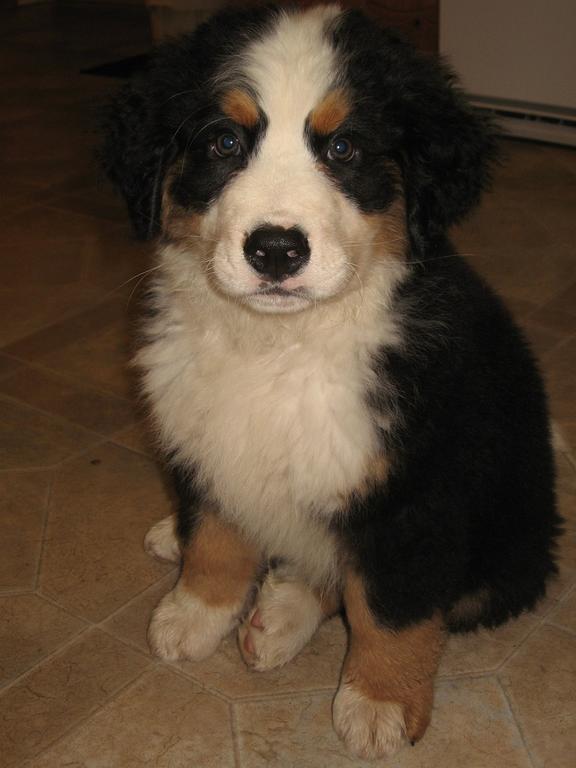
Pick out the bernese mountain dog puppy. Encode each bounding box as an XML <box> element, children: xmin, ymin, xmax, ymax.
<box><xmin>101</xmin><ymin>4</ymin><xmax>561</xmax><ymax>759</ymax></box>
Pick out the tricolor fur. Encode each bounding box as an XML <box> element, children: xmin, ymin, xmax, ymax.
<box><xmin>102</xmin><ymin>4</ymin><xmax>561</xmax><ymax>758</ymax></box>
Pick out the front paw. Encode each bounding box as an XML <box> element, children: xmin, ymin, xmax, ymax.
<box><xmin>148</xmin><ymin>586</ymin><xmax>238</xmax><ymax>662</ymax></box>
<box><xmin>144</xmin><ymin>515</ymin><xmax>180</xmax><ymax>563</ymax></box>
<box><xmin>333</xmin><ymin>683</ymin><xmax>408</xmax><ymax>760</ymax></box>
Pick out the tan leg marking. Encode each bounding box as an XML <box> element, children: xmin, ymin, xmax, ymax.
<box><xmin>148</xmin><ymin>509</ymin><xmax>260</xmax><ymax>661</ymax></box>
<box><xmin>333</xmin><ymin>569</ymin><xmax>446</xmax><ymax>760</ymax></box>
<box><xmin>238</xmin><ymin>574</ymin><xmax>341</xmax><ymax>671</ymax></box>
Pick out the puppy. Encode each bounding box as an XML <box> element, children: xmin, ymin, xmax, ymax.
<box><xmin>102</xmin><ymin>4</ymin><xmax>561</xmax><ymax>759</ymax></box>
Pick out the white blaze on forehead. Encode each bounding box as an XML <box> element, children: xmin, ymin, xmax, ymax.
<box><xmin>202</xmin><ymin>3</ymin><xmax>405</xmax><ymax>311</ymax></box>
<box><xmin>242</xmin><ymin>5</ymin><xmax>342</xmax><ymax>134</ymax></box>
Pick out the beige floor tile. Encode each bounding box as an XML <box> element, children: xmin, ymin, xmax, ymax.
<box><xmin>0</xmin><ymin>628</ymin><xmax>149</xmax><ymax>767</ymax></box>
<box><xmin>529</xmin><ymin>305</ymin><xmax>576</xmax><ymax>340</ymax></box>
<box><xmin>0</xmin><ymin>472</ymin><xmax>50</xmax><ymax>591</ymax></box>
<box><xmin>102</xmin><ymin>572</ymin><xmax>178</xmax><ymax>653</ymax></box>
<box><xmin>521</xmin><ymin>319</ymin><xmax>567</xmax><ymax>360</ymax></box>
<box><xmin>499</xmin><ymin>624</ymin><xmax>576</xmax><ymax>768</ymax></box>
<box><xmin>5</xmin><ymin>297</ymin><xmax>136</xmax><ymax>399</ymax></box>
<box><xmin>0</xmin><ymin>354</ymin><xmax>22</xmax><ymax>380</ymax></box>
<box><xmin>47</xmin><ymin>181</ymin><xmax>126</xmax><ymax>223</ymax></box>
<box><xmin>559</xmin><ymin>489</ymin><xmax>576</xmax><ymax>530</ymax></box>
<box><xmin>556</xmin><ymin>420</ymin><xmax>576</xmax><ymax>456</ymax></box>
<box><xmin>39</xmin><ymin>442</ymin><xmax>174</xmax><ymax>621</ymax></box>
<box><xmin>544</xmin><ymin>338</ymin><xmax>576</xmax><ymax>423</ymax></box>
<box><xmin>495</xmin><ymin>141</ymin><xmax>576</xmax><ymax>196</ymax></box>
<box><xmin>0</xmin><ymin>593</ymin><xmax>85</xmax><ymax>687</ymax></box>
<box><xmin>234</xmin><ymin>677</ymin><xmax>532</xmax><ymax>768</ymax></box>
<box><xmin>110</xmin><ymin>419</ymin><xmax>156</xmax><ymax>456</ymax></box>
<box><xmin>558</xmin><ymin>525</ymin><xmax>576</xmax><ymax>575</ymax></box>
<box><xmin>81</xmin><ymin>226</ymin><xmax>155</xmax><ymax>294</ymax></box>
<box><xmin>556</xmin><ymin>453</ymin><xmax>576</xmax><ymax>496</ymax></box>
<box><xmin>547</xmin><ymin>282</ymin><xmax>576</xmax><ymax>318</ymax></box>
<box><xmin>41</xmin><ymin>315</ymin><xmax>135</xmax><ymax>400</ymax></box>
<box><xmin>26</xmin><ymin>666</ymin><xmax>235</xmax><ymax>768</ymax></box>
<box><xmin>0</xmin><ymin>396</ymin><xmax>101</xmax><ymax>470</ymax></box>
<box><xmin>0</xmin><ymin>206</ymin><xmax>120</xmax><ymax>282</ymax></box>
<box><xmin>457</xmin><ymin>203</ymin><xmax>576</xmax><ymax>307</ymax></box>
<box><xmin>0</xmin><ymin>364</ymin><xmax>135</xmax><ymax>436</ymax></box>
<box><xmin>235</xmin><ymin>691</ymin><xmax>371</xmax><ymax>768</ymax></box>
<box><xmin>439</xmin><ymin>611</ymin><xmax>540</xmax><ymax>678</ymax></box>
<box><xmin>547</xmin><ymin>586</ymin><xmax>576</xmax><ymax>634</ymax></box>
<box><xmin>177</xmin><ymin>616</ymin><xmax>348</xmax><ymax>699</ymax></box>
<box><xmin>0</xmin><ymin>283</ymin><xmax>105</xmax><ymax>348</ymax></box>
<box><xmin>0</xmin><ymin>179</ymin><xmax>48</xmax><ymax>220</ymax></box>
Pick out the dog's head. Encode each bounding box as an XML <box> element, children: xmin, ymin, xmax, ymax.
<box><xmin>101</xmin><ymin>4</ymin><xmax>497</xmax><ymax>314</ymax></box>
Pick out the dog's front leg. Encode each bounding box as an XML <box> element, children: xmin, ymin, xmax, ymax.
<box><xmin>148</xmin><ymin>508</ymin><xmax>260</xmax><ymax>661</ymax></box>
<box><xmin>333</xmin><ymin>568</ymin><xmax>445</xmax><ymax>760</ymax></box>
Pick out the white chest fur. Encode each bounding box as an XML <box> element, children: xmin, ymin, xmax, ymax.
<box><xmin>138</xmin><ymin>255</ymin><xmax>402</xmax><ymax>585</ymax></box>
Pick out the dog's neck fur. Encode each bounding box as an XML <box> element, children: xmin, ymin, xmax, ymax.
<box><xmin>137</xmin><ymin>242</ymin><xmax>407</xmax><ymax>586</ymax></box>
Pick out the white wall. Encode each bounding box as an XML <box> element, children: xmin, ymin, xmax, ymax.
<box><xmin>440</xmin><ymin>0</ymin><xmax>576</xmax><ymax>111</ymax></box>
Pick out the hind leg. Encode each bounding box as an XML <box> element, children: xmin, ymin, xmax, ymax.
<box><xmin>239</xmin><ymin>568</ymin><xmax>340</xmax><ymax>671</ymax></box>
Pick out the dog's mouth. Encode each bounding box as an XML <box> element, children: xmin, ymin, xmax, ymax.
<box><xmin>257</xmin><ymin>286</ymin><xmax>306</xmax><ymax>297</ymax></box>
<box><xmin>244</xmin><ymin>284</ymin><xmax>312</xmax><ymax>313</ymax></box>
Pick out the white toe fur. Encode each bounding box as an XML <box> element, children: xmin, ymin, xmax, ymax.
<box><xmin>333</xmin><ymin>683</ymin><xmax>407</xmax><ymax>761</ymax></box>
<box><xmin>239</xmin><ymin>574</ymin><xmax>323</xmax><ymax>671</ymax></box>
<box><xmin>144</xmin><ymin>515</ymin><xmax>180</xmax><ymax>563</ymax></box>
<box><xmin>148</xmin><ymin>585</ymin><xmax>240</xmax><ymax>661</ymax></box>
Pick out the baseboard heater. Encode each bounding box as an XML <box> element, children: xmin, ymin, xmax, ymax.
<box><xmin>471</xmin><ymin>96</ymin><xmax>576</xmax><ymax>147</ymax></box>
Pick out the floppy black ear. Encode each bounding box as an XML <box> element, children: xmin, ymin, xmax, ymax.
<box><xmin>399</xmin><ymin>59</ymin><xmax>500</xmax><ymax>246</ymax></box>
<box><xmin>100</xmin><ymin>81</ymin><xmax>172</xmax><ymax>240</ymax></box>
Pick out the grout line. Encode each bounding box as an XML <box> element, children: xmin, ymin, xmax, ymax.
<box><xmin>0</xmin><ymin>624</ymin><xmax>92</xmax><ymax>697</ymax></box>
<box><xmin>565</xmin><ymin>451</ymin><xmax>576</xmax><ymax>471</ymax></box>
<box><xmin>229</xmin><ymin>701</ymin><xmax>242</xmax><ymax>768</ymax></box>
<box><xmin>489</xmin><ymin>584</ymin><xmax>576</xmax><ymax>675</ymax></box>
<box><xmin>0</xmin><ymin>390</ymin><xmax>124</xmax><ymax>447</ymax></box>
<box><xmin>0</xmin><ymin>466</ymin><xmax>57</xmax><ymax>475</ymax></box>
<box><xmin>223</xmin><ymin>686</ymin><xmax>338</xmax><ymax>705</ymax></box>
<box><xmin>496</xmin><ymin>676</ymin><xmax>538</xmax><ymax>768</ymax></box>
<box><xmin>0</xmin><ymin>350</ymin><xmax>139</xmax><ymax>409</ymax></box>
<box><xmin>0</xmin><ymin>354</ymin><xmax>134</xmax><ymax>406</ymax></box>
<box><xmin>33</xmin><ymin>471</ymin><xmax>54</xmax><ymax>592</ymax></box>
<box><xmin>17</xmin><ymin>666</ymin><xmax>154</xmax><ymax>768</ymax></box>
<box><xmin>544</xmin><ymin>620</ymin><xmax>576</xmax><ymax>638</ymax></box>
<box><xmin>0</xmin><ymin>289</ymin><xmax>125</xmax><ymax>354</ymax></box>
<box><xmin>37</xmin><ymin>568</ymin><xmax>176</xmax><ymax>630</ymax></box>
<box><xmin>165</xmin><ymin>662</ymin><xmax>238</xmax><ymax>705</ymax></box>
<box><xmin>438</xmin><ymin>667</ymin><xmax>506</xmax><ymax>683</ymax></box>
<box><xmin>34</xmin><ymin>590</ymin><xmax>94</xmax><ymax>626</ymax></box>
<box><xmin>96</xmin><ymin>626</ymin><xmax>155</xmax><ymax>662</ymax></box>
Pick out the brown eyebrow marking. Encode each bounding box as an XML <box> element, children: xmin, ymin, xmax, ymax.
<box><xmin>309</xmin><ymin>88</ymin><xmax>351</xmax><ymax>135</ymax></box>
<box><xmin>221</xmin><ymin>89</ymin><xmax>260</xmax><ymax>128</ymax></box>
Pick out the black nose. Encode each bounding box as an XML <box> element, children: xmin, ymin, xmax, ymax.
<box><xmin>244</xmin><ymin>226</ymin><xmax>310</xmax><ymax>282</ymax></box>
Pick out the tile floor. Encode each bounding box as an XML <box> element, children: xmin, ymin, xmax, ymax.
<box><xmin>1</xmin><ymin>3</ymin><xmax>575</xmax><ymax>767</ymax></box>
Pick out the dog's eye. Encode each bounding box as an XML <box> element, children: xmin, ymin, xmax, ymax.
<box><xmin>327</xmin><ymin>137</ymin><xmax>355</xmax><ymax>162</ymax></box>
<box><xmin>211</xmin><ymin>132</ymin><xmax>242</xmax><ymax>158</ymax></box>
